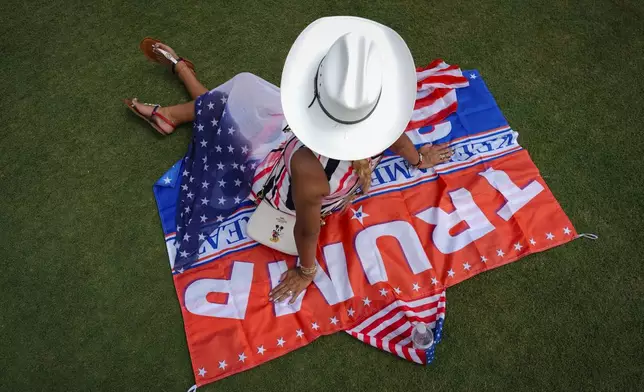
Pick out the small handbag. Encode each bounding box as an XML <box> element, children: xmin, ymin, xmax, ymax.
<box><xmin>247</xmin><ymin>143</ymin><xmax>381</xmax><ymax>255</ymax></box>
<box><xmin>246</xmin><ymin>149</ymin><xmax>299</xmax><ymax>255</ymax></box>
<box><xmin>247</xmin><ymin>198</ymin><xmax>298</xmax><ymax>256</ymax></box>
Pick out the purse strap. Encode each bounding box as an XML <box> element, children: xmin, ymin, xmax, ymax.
<box><xmin>257</xmin><ymin>126</ymin><xmax>294</xmax><ymax>201</ymax></box>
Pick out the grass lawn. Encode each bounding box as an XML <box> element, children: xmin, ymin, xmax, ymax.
<box><xmin>1</xmin><ymin>0</ymin><xmax>643</xmax><ymax>390</ymax></box>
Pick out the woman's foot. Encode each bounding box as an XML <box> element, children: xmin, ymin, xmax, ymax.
<box><xmin>151</xmin><ymin>42</ymin><xmax>193</xmax><ymax>75</ymax></box>
<box><xmin>127</xmin><ymin>99</ymin><xmax>177</xmax><ymax>135</ymax></box>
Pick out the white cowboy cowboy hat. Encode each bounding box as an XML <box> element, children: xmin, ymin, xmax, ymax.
<box><xmin>281</xmin><ymin>16</ymin><xmax>417</xmax><ymax>161</ymax></box>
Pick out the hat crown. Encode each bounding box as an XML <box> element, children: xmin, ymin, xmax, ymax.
<box><xmin>280</xmin><ymin>16</ymin><xmax>417</xmax><ymax>161</ymax></box>
<box><xmin>318</xmin><ymin>33</ymin><xmax>382</xmax><ymax>122</ymax></box>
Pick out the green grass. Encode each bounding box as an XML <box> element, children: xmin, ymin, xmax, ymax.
<box><xmin>1</xmin><ymin>0</ymin><xmax>643</xmax><ymax>390</ymax></box>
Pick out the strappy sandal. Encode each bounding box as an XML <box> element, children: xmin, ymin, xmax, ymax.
<box><xmin>123</xmin><ymin>98</ymin><xmax>176</xmax><ymax>135</ymax></box>
<box><xmin>139</xmin><ymin>37</ymin><xmax>196</xmax><ymax>75</ymax></box>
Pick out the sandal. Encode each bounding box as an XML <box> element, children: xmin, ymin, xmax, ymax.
<box><xmin>123</xmin><ymin>98</ymin><xmax>176</xmax><ymax>135</ymax></box>
<box><xmin>139</xmin><ymin>37</ymin><xmax>196</xmax><ymax>75</ymax></box>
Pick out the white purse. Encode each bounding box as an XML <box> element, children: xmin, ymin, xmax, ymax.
<box><xmin>246</xmin><ymin>142</ymin><xmax>380</xmax><ymax>256</ymax></box>
<box><xmin>246</xmin><ymin>145</ymin><xmax>299</xmax><ymax>255</ymax></box>
<box><xmin>247</xmin><ymin>199</ymin><xmax>298</xmax><ymax>256</ymax></box>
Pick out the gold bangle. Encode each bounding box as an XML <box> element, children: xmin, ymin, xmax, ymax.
<box><xmin>411</xmin><ymin>151</ymin><xmax>423</xmax><ymax>168</ymax></box>
<box><xmin>299</xmin><ymin>265</ymin><xmax>317</xmax><ymax>276</ymax></box>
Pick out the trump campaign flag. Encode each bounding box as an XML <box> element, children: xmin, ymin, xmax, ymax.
<box><xmin>152</xmin><ymin>62</ymin><xmax>577</xmax><ymax>387</ymax></box>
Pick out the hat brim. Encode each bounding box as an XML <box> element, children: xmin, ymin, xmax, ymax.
<box><xmin>281</xmin><ymin>16</ymin><xmax>417</xmax><ymax>161</ymax></box>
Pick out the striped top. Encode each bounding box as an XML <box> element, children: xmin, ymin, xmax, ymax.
<box><xmin>251</xmin><ymin>133</ymin><xmax>380</xmax><ymax>216</ymax></box>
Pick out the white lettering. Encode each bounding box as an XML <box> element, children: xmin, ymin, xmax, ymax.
<box><xmin>313</xmin><ymin>243</ymin><xmax>355</xmax><ymax>304</ymax></box>
<box><xmin>268</xmin><ymin>261</ymin><xmax>305</xmax><ymax>317</ymax></box>
<box><xmin>416</xmin><ymin>188</ymin><xmax>494</xmax><ymax>254</ymax></box>
<box><xmin>199</xmin><ymin>215</ymin><xmax>253</xmax><ymax>256</ymax></box>
<box><xmin>406</xmin><ymin>122</ymin><xmax>452</xmax><ymax>145</ymax></box>
<box><xmin>269</xmin><ymin>243</ymin><xmax>356</xmax><ymax>316</ymax></box>
<box><xmin>184</xmin><ymin>261</ymin><xmax>254</xmax><ymax>319</ymax></box>
<box><xmin>355</xmin><ymin>221</ymin><xmax>432</xmax><ymax>285</ymax></box>
<box><xmin>479</xmin><ymin>168</ymin><xmax>544</xmax><ymax>221</ymax></box>
<box><xmin>167</xmin><ymin>239</ymin><xmax>177</xmax><ymax>269</ymax></box>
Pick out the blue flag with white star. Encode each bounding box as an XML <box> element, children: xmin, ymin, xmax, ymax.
<box><xmin>156</xmin><ymin>74</ymin><xmax>286</xmax><ymax>270</ymax></box>
<box><xmin>174</xmin><ymin>90</ymin><xmax>255</xmax><ymax>268</ymax></box>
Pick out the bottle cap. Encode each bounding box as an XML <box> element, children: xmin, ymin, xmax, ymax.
<box><xmin>416</xmin><ymin>323</ymin><xmax>427</xmax><ymax>334</ymax></box>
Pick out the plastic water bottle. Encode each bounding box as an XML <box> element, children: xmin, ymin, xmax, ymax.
<box><xmin>411</xmin><ymin>322</ymin><xmax>434</xmax><ymax>350</ymax></box>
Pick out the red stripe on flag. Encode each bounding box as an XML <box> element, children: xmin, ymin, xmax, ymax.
<box><xmin>402</xmin><ymin>347</ymin><xmax>414</xmax><ymax>362</ymax></box>
<box><xmin>387</xmin><ymin>340</ymin><xmax>397</xmax><ymax>354</ymax></box>
<box><xmin>356</xmin><ymin>304</ymin><xmax>408</xmax><ymax>336</ymax></box>
<box><xmin>357</xmin><ymin>305</ymin><xmax>401</xmax><ymax>335</ymax></box>
<box><xmin>373</xmin><ymin>314</ymin><xmax>410</xmax><ymax>340</ymax></box>
<box><xmin>413</xmin><ymin>88</ymin><xmax>453</xmax><ymax>110</ymax></box>
<box><xmin>356</xmin><ymin>299</ymin><xmax>442</xmax><ymax>337</ymax></box>
<box><xmin>406</xmin><ymin>312</ymin><xmax>439</xmax><ymax>326</ymax></box>
<box><xmin>375</xmin><ymin>337</ymin><xmax>385</xmax><ymax>351</ymax></box>
<box><xmin>406</xmin><ymin>101</ymin><xmax>458</xmax><ymax>131</ymax></box>
<box><xmin>416</xmin><ymin>348</ymin><xmax>427</xmax><ymax>364</ymax></box>
<box><xmin>389</xmin><ymin>324</ymin><xmax>413</xmax><ymax>345</ymax></box>
<box><xmin>418</xmin><ymin>74</ymin><xmax>469</xmax><ymax>89</ymax></box>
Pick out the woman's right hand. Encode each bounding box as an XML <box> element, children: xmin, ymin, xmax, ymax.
<box><xmin>269</xmin><ymin>268</ymin><xmax>315</xmax><ymax>304</ymax></box>
<box><xmin>418</xmin><ymin>143</ymin><xmax>453</xmax><ymax>169</ymax></box>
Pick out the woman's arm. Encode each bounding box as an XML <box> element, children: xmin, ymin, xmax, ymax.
<box><xmin>291</xmin><ymin>148</ymin><xmax>329</xmax><ymax>269</ymax></box>
<box><xmin>390</xmin><ymin>132</ymin><xmax>453</xmax><ymax>168</ymax></box>
<box><xmin>390</xmin><ymin>132</ymin><xmax>422</xmax><ymax>165</ymax></box>
<box><xmin>268</xmin><ymin>148</ymin><xmax>329</xmax><ymax>303</ymax></box>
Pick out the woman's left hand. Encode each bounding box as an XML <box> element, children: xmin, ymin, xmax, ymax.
<box><xmin>269</xmin><ymin>268</ymin><xmax>314</xmax><ymax>304</ymax></box>
<box><xmin>418</xmin><ymin>143</ymin><xmax>453</xmax><ymax>169</ymax></box>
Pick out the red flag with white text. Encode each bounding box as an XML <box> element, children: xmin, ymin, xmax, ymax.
<box><xmin>153</xmin><ymin>63</ymin><xmax>576</xmax><ymax>386</ymax></box>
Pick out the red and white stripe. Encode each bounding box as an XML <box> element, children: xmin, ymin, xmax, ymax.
<box><xmin>407</xmin><ymin>59</ymin><xmax>469</xmax><ymax>131</ymax></box>
<box><xmin>346</xmin><ymin>291</ymin><xmax>446</xmax><ymax>364</ymax></box>
<box><xmin>416</xmin><ymin>59</ymin><xmax>470</xmax><ymax>90</ymax></box>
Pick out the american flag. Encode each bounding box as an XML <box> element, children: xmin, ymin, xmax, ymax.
<box><xmin>173</xmin><ymin>90</ymin><xmax>258</xmax><ymax>270</ymax></box>
<box><xmin>346</xmin><ymin>291</ymin><xmax>446</xmax><ymax>364</ymax></box>
<box><xmin>408</xmin><ymin>59</ymin><xmax>470</xmax><ymax>130</ymax></box>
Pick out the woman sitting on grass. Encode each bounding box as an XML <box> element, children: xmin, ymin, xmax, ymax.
<box><xmin>125</xmin><ymin>17</ymin><xmax>453</xmax><ymax>305</ymax></box>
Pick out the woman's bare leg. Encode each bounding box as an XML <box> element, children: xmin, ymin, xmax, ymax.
<box><xmin>164</xmin><ymin>100</ymin><xmax>196</xmax><ymax>125</ymax></box>
<box><xmin>152</xmin><ymin>42</ymin><xmax>209</xmax><ymax>99</ymax></box>
<box><xmin>176</xmin><ymin>62</ymin><xmax>209</xmax><ymax>99</ymax></box>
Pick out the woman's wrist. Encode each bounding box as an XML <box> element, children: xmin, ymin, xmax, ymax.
<box><xmin>298</xmin><ymin>264</ymin><xmax>317</xmax><ymax>278</ymax></box>
<box><xmin>410</xmin><ymin>150</ymin><xmax>423</xmax><ymax>168</ymax></box>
